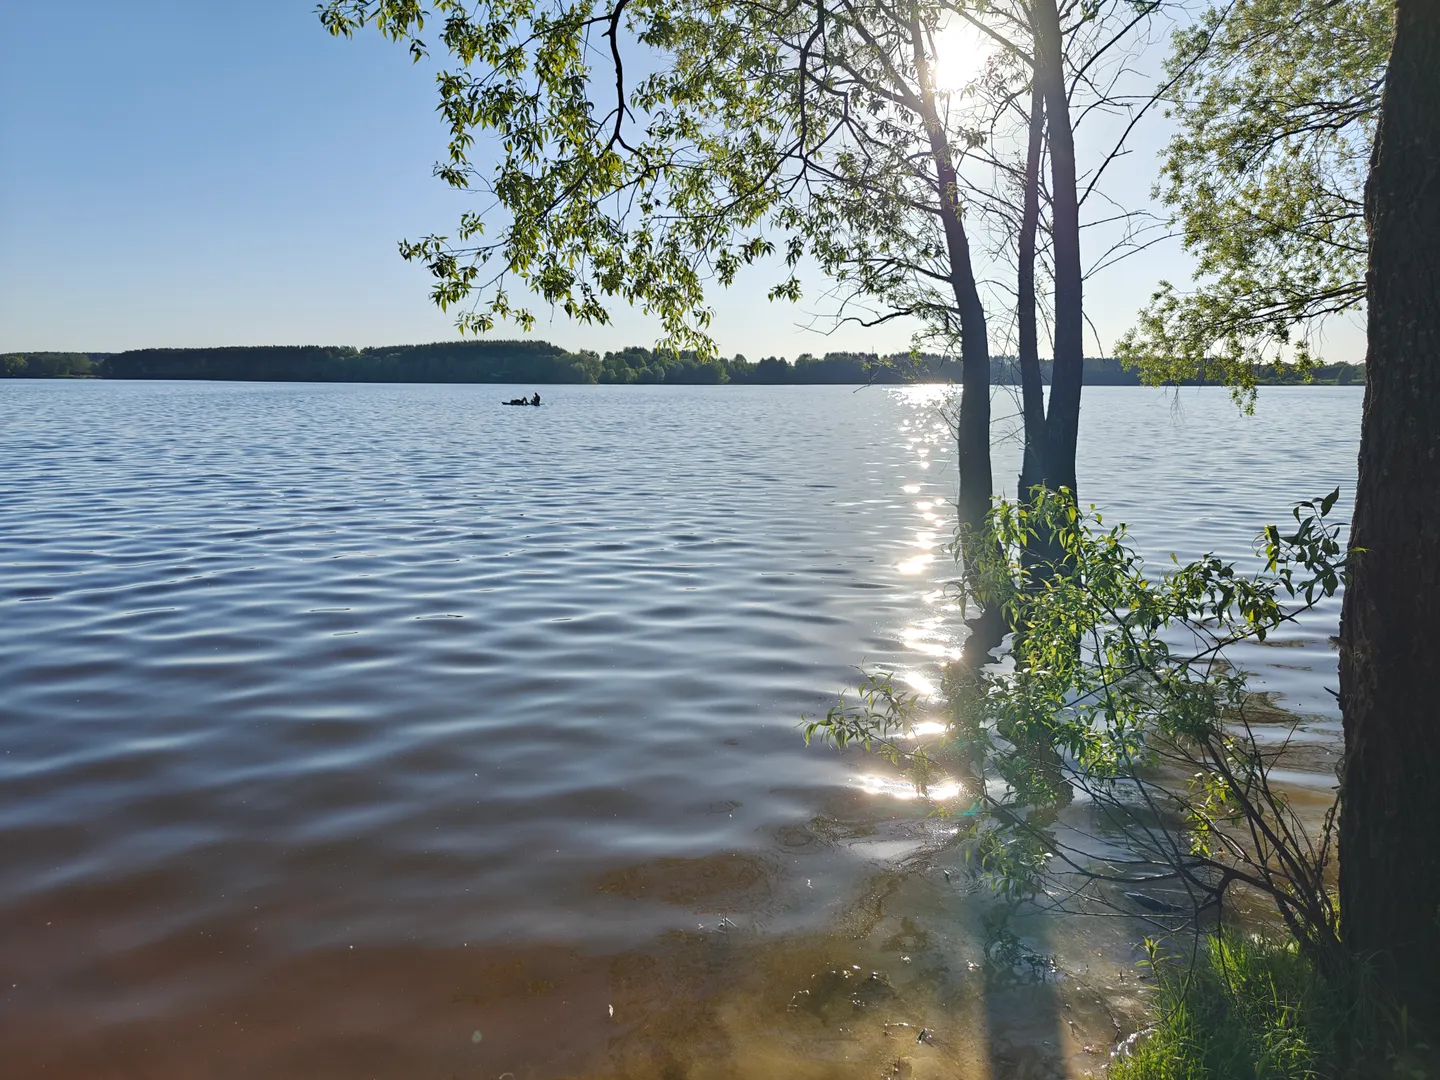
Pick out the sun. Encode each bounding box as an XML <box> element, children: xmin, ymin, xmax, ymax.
<box><xmin>929</xmin><ymin>21</ymin><xmax>995</xmax><ymax>94</ymax></box>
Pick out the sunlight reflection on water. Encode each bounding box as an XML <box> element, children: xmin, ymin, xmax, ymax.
<box><xmin>0</xmin><ymin>381</ymin><xmax>1360</xmax><ymax>1078</ymax></box>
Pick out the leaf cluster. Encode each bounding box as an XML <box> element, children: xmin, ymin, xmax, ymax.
<box><xmin>321</xmin><ymin>0</ymin><xmax>800</xmax><ymax>352</ymax></box>
<box><xmin>1117</xmin><ymin>0</ymin><xmax>1390</xmax><ymax>405</ymax></box>
<box><xmin>320</xmin><ymin>0</ymin><xmax>1167</xmax><ymax>358</ymax></box>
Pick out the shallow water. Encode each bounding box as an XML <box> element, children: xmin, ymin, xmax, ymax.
<box><xmin>0</xmin><ymin>381</ymin><xmax>1360</xmax><ymax>1077</ymax></box>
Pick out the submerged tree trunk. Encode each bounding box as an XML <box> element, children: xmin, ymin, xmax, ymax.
<box><xmin>1338</xmin><ymin>0</ymin><xmax>1440</xmax><ymax>1038</ymax></box>
<box><xmin>1017</xmin><ymin>79</ymin><xmax>1047</xmax><ymax>498</ymax></box>
<box><xmin>1032</xmin><ymin>0</ymin><xmax>1082</xmax><ymax>498</ymax></box>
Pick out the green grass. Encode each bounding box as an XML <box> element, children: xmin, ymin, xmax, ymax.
<box><xmin>1112</xmin><ymin>932</ymin><xmax>1344</xmax><ymax>1080</ymax></box>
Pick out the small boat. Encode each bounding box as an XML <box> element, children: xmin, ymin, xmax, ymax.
<box><xmin>503</xmin><ymin>395</ymin><xmax>543</xmax><ymax>406</ymax></box>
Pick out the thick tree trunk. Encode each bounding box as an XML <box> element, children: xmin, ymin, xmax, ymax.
<box><xmin>1338</xmin><ymin>0</ymin><xmax>1440</xmax><ymax>1037</ymax></box>
<box><xmin>1017</xmin><ymin>79</ymin><xmax>1047</xmax><ymax>498</ymax></box>
<box><xmin>1032</xmin><ymin>0</ymin><xmax>1082</xmax><ymax>498</ymax></box>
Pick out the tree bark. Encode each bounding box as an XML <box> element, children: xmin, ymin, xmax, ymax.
<box><xmin>1032</xmin><ymin>0</ymin><xmax>1082</xmax><ymax>498</ymax></box>
<box><xmin>1338</xmin><ymin>0</ymin><xmax>1440</xmax><ymax>1037</ymax></box>
<box><xmin>1017</xmin><ymin>78</ymin><xmax>1047</xmax><ymax>498</ymax></box>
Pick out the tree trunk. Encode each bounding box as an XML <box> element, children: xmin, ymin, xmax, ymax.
<box><xmin>909</xmin><ymin>18</ymin><xmax>1002</xmax><ymax>659</ymax></box>
<box><xmin>1017</xmin><ymin>78</ymin><xmax>1047</xmax><ymax>499</ymax></box>
<box><xmin>1032</xmin><ymin>0</ymin><xmax>1082</xmax><ymax>498</ymax></box>
<box><xmin>951</xmin><ymin>240</ymin><xmax>995</xmax><ymax>540</ymax></box>
<box><xmin>1338</xmin><ymin>0</ymin><xmax>1440</xmax><ymax>1037</ymax></box>
<box><xmin>911</xmin><ymin>18</ymin><xmax>993</xmax><ymax>538</ymax></box>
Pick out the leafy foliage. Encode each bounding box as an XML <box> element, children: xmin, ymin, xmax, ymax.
<box><xmin>319</xmin><ymin>0</ymin><xmax>796</xmax><ymax>351</ymax></box>
<box><xmin>1117</xmin><ymin>0</ymin><xmax>1390</xmax><ymax>404</ymax></box>
<box><xmin>806</xmin><ymin>489</ymin><xmax>1350</xmax><ymax>962</ymax></box>
<box><xmin>319</xmin><ymin>0</ymin><xmax>1166</xmax><ymax>361</ymax></box>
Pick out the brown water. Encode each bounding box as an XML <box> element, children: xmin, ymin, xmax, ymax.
<box><xmin>0</xmin><ymin>382</ymin><xmax>1361</xmax><ymax>1077</ymax></box>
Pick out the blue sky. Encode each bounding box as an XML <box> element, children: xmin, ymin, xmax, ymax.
<box><xmin>0</xmin><ymin>0</ymin><xmax>1367</xmax><ymax>361</ymax></box>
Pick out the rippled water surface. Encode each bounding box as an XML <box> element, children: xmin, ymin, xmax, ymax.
<box><xmin>0</xmin><ymin>382</ymin><xmax>1361</xmax><ymax>1077</ymax></box>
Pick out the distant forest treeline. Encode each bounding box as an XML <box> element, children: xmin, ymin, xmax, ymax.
<box><xmin>1</xmin><ymin>342</ymin><xmax>1365</xmax><ymax>386</ymax></box>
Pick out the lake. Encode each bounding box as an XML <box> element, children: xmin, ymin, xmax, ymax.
<box><xmin>0</xmin><ymin>381</ymin><xmax>1361</xmax><ymax>1078</ymax></box>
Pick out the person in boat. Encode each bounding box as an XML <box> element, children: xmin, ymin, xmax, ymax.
<box><xmin>531</xmin><ymin>392</ymin><xmax>541</xmax><ymax>406</ymax></box>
